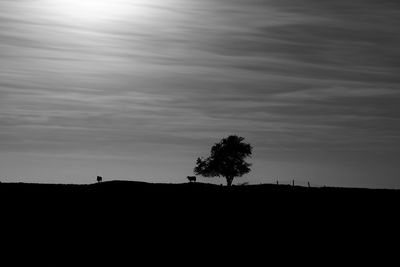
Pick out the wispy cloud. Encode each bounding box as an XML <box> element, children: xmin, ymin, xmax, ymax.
<box><xmin>1</xmin><ymin>0</ymin><xmax>400</xmax><ymax>186</ymax></box>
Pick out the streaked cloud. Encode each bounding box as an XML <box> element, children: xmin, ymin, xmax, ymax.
<box><xmin>1</xmin><ymin>0</ymin><xmax>400</xmax><ymax>187</ymax></box>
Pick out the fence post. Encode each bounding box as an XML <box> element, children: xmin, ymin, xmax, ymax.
<box><xmin>292</xmin><ymin>180</ymin><xmax>294</xmax><ymax>186</ymax></box>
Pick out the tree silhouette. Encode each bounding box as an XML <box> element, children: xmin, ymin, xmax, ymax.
<box><xmin>194</xmin><ymin>135</ymin><xmax>252</xmax><ymax>186</ymax></box>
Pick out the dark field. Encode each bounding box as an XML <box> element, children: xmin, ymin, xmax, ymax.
<box><xmin>1</xmin><ymin>181</ymin><xmax>398</xmax><ymax>263</ymax></box>
<box><xmin>2</xmin><ymin>180</ymin><xmax>399</xmax><ymax>210</ymax></box>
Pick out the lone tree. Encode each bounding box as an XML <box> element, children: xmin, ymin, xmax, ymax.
<box><xmin>194</xmin><ymin>135</ymin><xmax>252</xmax><ymax>186</ymax></box>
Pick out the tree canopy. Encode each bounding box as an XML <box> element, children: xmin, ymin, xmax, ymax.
<box><xmin>194</xmin><ymin>135</ymin><xmax>252</xmax><ymax>186</ymax></box>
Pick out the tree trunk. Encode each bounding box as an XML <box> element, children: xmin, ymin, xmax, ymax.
<box><xmin>226</xmin><ymin>176</ymin><xmax>234</xmax><ymax>186</ymax></box>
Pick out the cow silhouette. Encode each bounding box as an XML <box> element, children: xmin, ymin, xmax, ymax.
<box><xmin>187</xmin><ymin>176</ymin><xmax>196</xmax><ymax>183</ymax></box>
<box><xmin>97</xmin><ymin>176</ymin><xmax>102</xmax><ymax>183</ymax></box>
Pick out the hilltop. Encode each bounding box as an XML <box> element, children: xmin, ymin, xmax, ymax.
<box><xmin>1</xmin><ymin>180</ymin><xmax>398</xmax><ymax>263</ymax></box>
<box><xmin>2</xmin><ymin>179</ymin><xmax>398</xmax><ymax>197</ymax></box>
<box><xmin>2</xmin><ymin>180</ymin><xmax>398</xmax><ymax>237</ymax></box>
<box><xmin>1</xmin><ymin>180</ymin><xmax>398</xmax><ymax>213</ymax></box>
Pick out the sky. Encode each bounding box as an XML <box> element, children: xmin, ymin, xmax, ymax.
<box><xmin>1</xmin><ymin>0</ymin><xmax>400</xmax><ymax>188</ymax></box>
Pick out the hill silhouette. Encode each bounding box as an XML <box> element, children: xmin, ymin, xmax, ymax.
<box><xmin>1</xmin><ymin>180</ymin><xmax>399</xmax><ymax>221</ymax></box>
<box><xmin>1</xmin><ymin>180</ymin><xmax>398</xmax><ymax>264</ymax></box>
<box><xmin>2</xmin><ymin>179</ymin><xmax>398</xmax><ymax>202</ymax></box>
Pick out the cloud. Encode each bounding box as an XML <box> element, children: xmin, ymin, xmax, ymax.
<box><xmin>1</xmin><ymin>0</ymin><xmax>400</xmax><ymax>158</ymax></box>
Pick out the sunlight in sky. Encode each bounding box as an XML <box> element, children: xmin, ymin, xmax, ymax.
<box><xmin>1</xmin><ymin>0</ymin><xmax>400</xmax><ymax>188</ymax></box>
<box><xmin>42</xmin><ymin>0</ymin><xmax>149</xmax><ymax>24</ymax></box>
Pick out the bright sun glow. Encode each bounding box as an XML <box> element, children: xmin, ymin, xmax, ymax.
<box><xmin>44</xmin><ymin>0</ymin><xmax>136</xmax><ymax>23</ymax></box>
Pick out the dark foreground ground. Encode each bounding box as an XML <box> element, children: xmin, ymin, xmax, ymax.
<box><xmin>1</xmin><ymin>180</ymin><xmax>399</xmax><ymax>263</ymax></box>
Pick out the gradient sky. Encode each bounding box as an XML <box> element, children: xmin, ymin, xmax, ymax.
<box><xmin>1</xmin><ymin>0</ymin><xmax>400</xmax><ymax>188</ymax></box>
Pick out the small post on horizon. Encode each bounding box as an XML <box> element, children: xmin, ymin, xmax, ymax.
<box><xmin>292</xmin><ymin>180</ymin><xmax>294</xmax><ymax>187</ymax></box>
<box><xmin>308</xmin><ymin>181</ymin><xmax>311</xmax><ymax>188</ymax></box>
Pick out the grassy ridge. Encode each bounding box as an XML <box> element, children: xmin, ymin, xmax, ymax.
<box><xmin>1</xmin><ymin>180</ymin><xmax>398</xmax><ymax>215</ymax></box>
<box><xmin>1</xmin><ymin>180</ymin><xmax>398</xmax><ymax>263</ymax></box>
